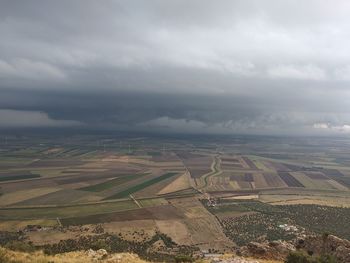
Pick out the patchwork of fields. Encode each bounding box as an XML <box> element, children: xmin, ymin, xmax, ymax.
<box><xmin>0</xmin><ymin>135</ymin><xmax>350</xmax><ymax>249</ymax></box>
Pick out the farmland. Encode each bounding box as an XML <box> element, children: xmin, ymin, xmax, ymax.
<box><xmin>0</xmin><ymin>134</ymin><xmax>350</xmax><ymax>253</ymax></box>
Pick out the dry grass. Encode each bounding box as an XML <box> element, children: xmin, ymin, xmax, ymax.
<box><xmin>260</xmin><ymin>193</ymin><xmax>350</xmax><ymax>207</ymax></box>
<box><xmin>0</xmin><ymin>187</ymin><xmax>61</xmax><ymax>206</ymax></box>
<box><xmin>157</xmin><ymin>172</ymin><xmax>191</xmax><ymax>195</ymax></box>
<box><xmin>0</xmin><ymin>247</ymin><xmax>149</xmax><ymax>263</ymax></box>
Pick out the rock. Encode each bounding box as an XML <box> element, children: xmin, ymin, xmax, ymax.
<box><xmin>86</xmin><ymin>248</ymin><xmax>108</xmax><ymax>260</ymax></box>
<box><xmin>295</xmin><ymin>234</ymin><xmax>350</xmax><ymax>263</ymax></box>
<box><xmin>97</xmin><ymin>249</ymin><xmax>108</xmax><ymax>258</ymax></box>
<box><xmin>238</xmin><ymin>240</ymin><xmax>295</xmax><ymax>260</ymax></box>
<box><xmin>247</xmin><ymin>242</ymin><xmax>267</xmax><ymax>254</ymax></box>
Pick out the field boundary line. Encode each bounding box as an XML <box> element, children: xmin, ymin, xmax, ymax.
<box><xmin>130</xmin><ymin>194</ymin><xmax>142</xmax><ymax>208</ymax></box>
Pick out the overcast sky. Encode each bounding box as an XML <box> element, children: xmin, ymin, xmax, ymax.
<box><xmin>1</xmin><ymin>0</ymin><xmax>350</xmax><ymax>135</ymax></box>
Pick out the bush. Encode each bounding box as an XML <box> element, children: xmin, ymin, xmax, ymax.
<box><xmin>4</xmin><ymin>241</ymin><xmax>35</xmax><ymax>253</ymax></box>
<box><xmin>90</xmin><ymin>239</ymin><xmax>110</xmax><ymax>251</ymax></box>
<box><xmin>285</xmin><ymin>251</ymin><xmax>338</xmax><ymax>263</ymax></box>
<box><xmin>174</xmin><ymin>254</ymin><xmax>194</xmax><ymax>263</ymax></box>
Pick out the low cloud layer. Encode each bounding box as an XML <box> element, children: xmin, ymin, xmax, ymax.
<box><xmin>1</xmin><ymin>1</ymin><xmax>350</xmax><ymax>135</ymax></box>
<box><xmin>0</xmin><ymin>109</ymin><xmax>81</xmax><ymax>128</ymax></box>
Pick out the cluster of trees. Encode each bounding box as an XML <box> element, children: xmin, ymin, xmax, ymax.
<box><xmin>221</xmin><ymin>213</ymin><xmax>296</xmax><ymax>245</ymax></box>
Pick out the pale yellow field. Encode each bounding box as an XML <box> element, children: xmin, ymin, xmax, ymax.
<box><xmin>223</xmin><ymin>194</ymin><xmax>259</xmax><ymax>200</ymax></box>
<box><xmin>0</xmin><ymin>187</ymin><xmax>62</xmax><ymax>206</ymax></box>
<box><xmin>327</xmin><ymin>179</ymin><xmax>349</xmax><ymax>191</ymax></box>
<box><xmin>167</xmin><ymin>197</ymin><xmax>235</xmax><ymax>250</ymax></box>
<box><xmin>260</xmin><ymin>194</ymin><xmax>350</xmax><ymax>207</ymax></box>
<box><xmin>157</xmin><ymin>172</ymin><xmax>191</xmax><ymax>195</ymax></box>
<box><xmin>156</xmin><ymin>219</ymin><xmax>191</xmax><ymax>245</ymax></box>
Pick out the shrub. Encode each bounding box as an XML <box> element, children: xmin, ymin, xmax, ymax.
<box><xmin>4</xmin><ymin>241</ymin><xmax>35</xmax><ymax>253</ymax></box>
<box><xmin>174</xmin><ymin>254</ymin><xmax>194</xmax><ymax>263</ymax></box>
<box><xmin>285</xmin><ymin>251</ymin><xmax>338</xmax><ymax>263</ymax></box>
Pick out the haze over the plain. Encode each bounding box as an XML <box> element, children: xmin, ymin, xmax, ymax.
<box><xmin>1</xmin><ymin>0</ymin><xmax>350</xmax><ymax>135</ymax></box>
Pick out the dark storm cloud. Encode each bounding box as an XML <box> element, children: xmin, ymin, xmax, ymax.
<box><xmin>1</xmin><ymin>0</ymin><xmax>350</xmax><ymax>135</ymax></box>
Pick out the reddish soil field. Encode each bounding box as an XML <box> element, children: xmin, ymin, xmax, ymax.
<box><xmin>304</xmin><ymin>172</ymin><xmax>328</xmax><ymax>180</ymax></box>
<box><xmin>230</xmin><ymin>174</ymin><xmax>244</xmax><ymax>181</ymax></box>
<box><xmin>244</xmin><ymin>173</ymin><xmax>254</xmax><ymax>182</ymax></box>
<box><xmin>241</xmin><ymin>157</ymin><xmax>258</xmax><ymax>170</ymax></box>
<box><xmin>322</xmin><ymin>169</ymin><xmax>350</xmax><ymax>187</ymax></box>
<box><xmin>278</xmin><ymin>172</ymin><xmax>304</xmax><ymax>187</ymax></box>
<box><xmin>176</xmin><ymin>152</ymin><xmax>204</xmax><ymax>160</ymax></box>
<box><xmin>263</xmin><ymin>173</ymin><xmax>286</xmax><ymax>188</ymax></box>
<box><xmin>221</xmin><ymin>163</ymin><xmax>243</xmax><ymax>169</ymax></box>
<box><xmin>268</xmin><ymin>161</ymin><xmax>290</xmax><ymax>172</ymax></box>
<box><xmin>188</xmin><ymin>168</ymin><xmax>211</xmax><ymax>178</ymax></box>
<box><xmin>221</xmin><ymin>158</ymin><xmax>241</xmax><ymax>163</ymax></box>
<box><xmin>27</xmin><ymin>160</ymin><xmax>85</xmax><ymax>168</ymax></box>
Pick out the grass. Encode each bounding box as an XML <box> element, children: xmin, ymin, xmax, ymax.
<box><xmin>105</xmin><ymin>173</ymin><xmax>178</xmax><ymax>200</ymax></box>
<box><xmin>138</xmin><ymin>198</ymin><xmax>168</xmax><ymax>208</ymax></box>
<box><xmin>79</xmin><ymin>174</ymin><xmax>146</xmax><ymax>192</ymax></box>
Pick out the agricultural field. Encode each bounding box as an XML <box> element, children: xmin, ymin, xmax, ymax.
<box><xmin>0</xmin><ymin>134</ymin><xmax>350</xmax><ymax>251</ymax></box>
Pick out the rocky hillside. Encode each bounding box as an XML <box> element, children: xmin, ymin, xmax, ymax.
<box><xmin>1</xmin><ymin>233</ymin><xmax>349</xmax><ymax>263</ymax></box>
<box><xmin>236</xmin><ymin>234</ymin><xmax>350</xmax><ymax>263</ymax></box>
<box><xmin>0</xmin><ymin>247</ymin><xmax>282</xmax><ymax>263</ymax></box>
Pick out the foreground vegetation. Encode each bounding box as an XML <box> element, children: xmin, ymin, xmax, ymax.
<box><xmin>0</xmin><ymin>230</ymin><xmax>197</xmax><ymax>263</ymax></box>
<box><xmin>285</xmin><ymin>251</ymin><xmax>338</xmax><ymax>263</ymax></box>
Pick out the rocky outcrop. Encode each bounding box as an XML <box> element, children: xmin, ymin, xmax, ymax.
<box><xmin>86</xmin><ymin>249</ymin><xmax>147</xmax><ymax>262</ymax></box>
<box><xmin>236</xmin><ymin>234</ymin><xmax>350</xmax><ymax>262</ymax></box>
<box><xmin>237</xmin><ymin>240</ymin><xmax>295</xmax><ymax>260</ymax></box>
<box><xmin>296</xmin><ymin>234</ymin><xmax>350</xmax><ymax>263</ymax></box>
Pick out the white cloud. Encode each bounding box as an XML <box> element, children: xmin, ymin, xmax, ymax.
<box><xmin>313</xmin><ymin>122</ymin><xmax>350</xmax><ymax>133</ymax></box>
<box><xmin>267</xmin><ymin>64</ymin><xmax>327</xmax><ymax>80</ymax></box>
<box><xmin>0</xmin><ymin>109</ymin><xmax>81</xmax><ymax>128</ymax></box>
<box><xmin>313</xmin><ymin>123</ymin><xmax>329</xmax><ymax>129</ymax></box>
<box><xmin>334</xmin><ymin>65</ymin><xmax>350</xmax><ymax>81</ymax></box>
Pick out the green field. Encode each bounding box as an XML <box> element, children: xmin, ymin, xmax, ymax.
<box><xmin>138</xmin><ymin>197</ymin><xmax>168</xmax><ymax>207</ymax></box>
<box><xmin>79</xmin><ymin>174</ymin><xmax>147</xmax><ymax>192</ymax></box>
<box><xmin>0</xmin><ymin>200</ymin><xmax>138</xmax><ymax>220</ymax></box>
<box><xmin>105</xmin><ymin>172</ymin><xmax>178</xmax><ymax>199</ymax></box>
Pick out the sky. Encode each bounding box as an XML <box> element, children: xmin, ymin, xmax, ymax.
<box><xmin>1</xmin><ymin>0</ymin><xmax>350</xmax><ymax>136</ymax></box>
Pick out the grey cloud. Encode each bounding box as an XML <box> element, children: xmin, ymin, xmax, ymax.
<box><xmin>0</xmin><ymin>109</ymin><xmax>82</xmax><ymax>128</ymax></box>
<box><xmin>1</xmin><ymin>1</ymin><xmax>350</xmax><ymax>135</ymax></box>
